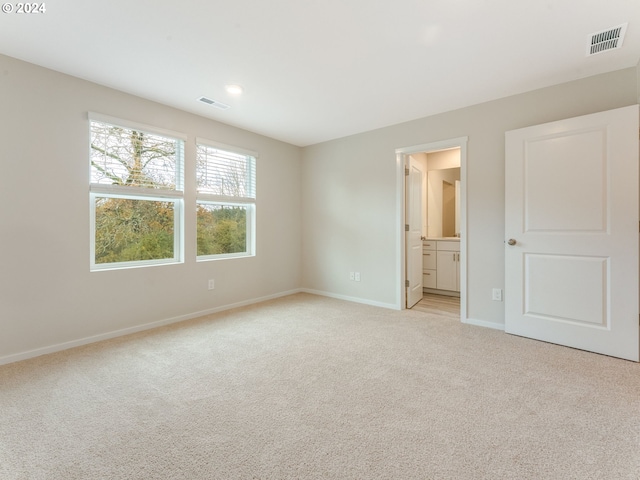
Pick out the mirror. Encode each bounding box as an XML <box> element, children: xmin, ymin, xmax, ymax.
<box><xmin>410</xmin><ymin>147</ymin><xmax>460</xmax><ymax>239</ymax></box>
<box><xmin>427</xmin><ymin>166</ymin><xmax>460</xmax><ymax>238</ymax></box>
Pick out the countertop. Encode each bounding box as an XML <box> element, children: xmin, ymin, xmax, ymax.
<box><xmin>423</xmin><ymin>237</ymin><xmax>460</xmax><ymax>241</ymax></box>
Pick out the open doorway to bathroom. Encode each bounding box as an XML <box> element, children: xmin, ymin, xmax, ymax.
<box><xmin>396</xmin><ymin>137</ymin><xmax>467</xmax><ymax>321</ymax></box>
<box><xmin>413</xmin><ymin>293</ymin><xmax>460</xmax><ymax>318</ymax></box>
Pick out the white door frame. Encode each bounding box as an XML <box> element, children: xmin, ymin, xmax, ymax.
<box><xmin>395</xmin><ymin>136</ymin><xmax>468</xmax><ymax>320</ymax></box>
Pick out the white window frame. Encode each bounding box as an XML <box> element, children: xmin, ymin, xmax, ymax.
<box><xmin>195</xmin><ymin>138</ymin><xmax>257</xmax><ymax>261</ymax></box>
<box><xmin>89</xmin><ymin>113</ymin><xmax>186</xmax><ymax>271</ymax></box>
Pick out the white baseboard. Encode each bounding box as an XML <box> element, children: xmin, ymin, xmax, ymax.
<box><xmin>1</xmin><ymin>290</ymin><xmax>502</xmax><ymax>366</ymax></box>
<box><xmin>462</xmin><ymin>317</ymin><xmax>504</xmax><ymax>331</ymax></box>
<box><xmin>0</xmin><ymin>289</ymin><xmax>303</xmax><ymax>366</ymax></box>
<box><xmin>300</xmin><ymin>288</ymin><xmax>399</xmax><ymax>310</ymax></box>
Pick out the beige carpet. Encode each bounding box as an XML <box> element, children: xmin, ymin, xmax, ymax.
<box><xmin>1</xmin><ymin>293</ymin><xmax>639</xmax><ymax>479</ymax></box>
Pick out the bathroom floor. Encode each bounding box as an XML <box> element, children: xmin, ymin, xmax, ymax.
<box><xmin>412</xmin><ymin>293</ymin><xmax>460</xmax><ymax>318</ymax></box>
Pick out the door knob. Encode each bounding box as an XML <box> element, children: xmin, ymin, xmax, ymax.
<box><xmin>507</xmin><ymin>238</ymin><xmax>517</xmax><ymax>246</ymax></box>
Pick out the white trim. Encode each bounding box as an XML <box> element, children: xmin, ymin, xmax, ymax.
<box><xmin>395</xmin><ymin>151</ymin><xmax>406</xmax><ymax>311</ymax></box>
<box><xmin>195</xmin><ymin>202</ymin><xmax>256</xmax><ymax>260</ymax></box>
<box><xmin>90</xmin><ymin>257</ymin><xmax>183</xmax><ymax>272</ymax></box>
<box><xmin>395</xmin><ymin>137</ymin><xmax>469</xmax><ymax>323</ymax></box>
<box><xmin>0</xmin><ymin>289</ymin><xmax>303</xmax><ymax>366</ymax></box>
<box><xmin>90</xmin><ymin>192</ymin><xmax>184</xmax><ymax>271</ymax></box>
<box><xmin>194</xmin><ymin>140</ymin><xmax>258</xmax><ymax>260</ymax></box>
<box><xmin>195</xmin><ymin>137</ymin><xmax>259</xmax><ymax>159</ymax></box>
<box><xmin>0</xmin><ymin>288</ymin><xmax>504</xmax><ymax>366</ymax></box>
<box><xmin>196</xmin><ymin>193</ymin><xmax>256</xmax><ymax>205</ymax></box>
<box><xmin>196</xmin><ymin>251</ymin><xmax>255</xmax><ymax>262</ymax></box>
<box><xmin>89</xmin><ymin>190</ymin><xmax>97</xmax><ymax>268</ymax></box>
<box><xmin>395</xmin><ymin>137</ymin><xmax>469</xmax><ymax>155</ymax></box>
<box><xmin>88</xmin><ymin>112</ymin><xmax>188</xmax><ymax>141</ymax></box>
<box><xmin>90</xmin><ymin>184</ymin><xmax>184</xmax><ymax>198</ymax></box>
<box><xmin>176</xmin><ymin>195</ymin><xmax>185</xmax><ymax>265</ymax></box>
<box><xmin>300</xmin><ymin>288</ymin><xmax>399</xmax><ymax>310</ymax></box>
<box><xmin>463</xmin><ymin>317</ymin><xmax>504</xmax><ymax>331</ymax></box>
<box><xmin>89</xmin><ymin>115</ymin><xmax>186</xmax><ymax>272</ymax></box>
<box><xmin>459</xmin><ymin>140</ymin><xmax>468</xmax><ymax>324</ymax></box>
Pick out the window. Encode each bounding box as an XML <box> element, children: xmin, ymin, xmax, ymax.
<box><xmin>89</xmin><ymin>114</ymin><xmax>185</xmax><ymax>270</ymax></box>
<box><xmin>196</xmin><ymin>139</ymin><xmax>256</xmax><ymax>259</ymax></box>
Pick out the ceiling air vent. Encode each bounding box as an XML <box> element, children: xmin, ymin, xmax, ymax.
<box><xmin>587</xmin><ymin>23</ymin><xmax>627</xmax><ymax>56</ymax></box>
<box><xmin>198</xmin><ymin>96</ymin><xmax>230</xmax><ymax>110</ymax></box>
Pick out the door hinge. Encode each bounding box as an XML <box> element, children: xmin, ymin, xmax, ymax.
<box><xmin>405</xmin><ymin>167</ymin><xmax>409</xmax><ymax>176</ymax></box>
<box><xmin>405</xmin><ymin>224</ymin><xmax>410</xmax><ymax>231</ymax></box>
<box><xmin>405</xmin><ymin>280</ymin><xmax>410</xmax><ymax>287</ymax></box>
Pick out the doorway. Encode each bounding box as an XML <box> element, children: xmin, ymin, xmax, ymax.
<box><xmin>396</xmin><ymin>137</ymin><xmax>468</xmax><ymax>320</ymax></box>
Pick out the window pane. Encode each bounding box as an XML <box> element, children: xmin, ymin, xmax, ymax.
<box><xmin>90</xmin><ymin>121</ymin><xmax>181</xmax><ymax>190</ymax></box>
<box><xmin>196</xmin><ymin>145</ymin><xmax>255</xmax><ymax>198</ymax></box>
<box><xmin>95</xmin><ymin>197</ymin><xmax>175</xmax><ymax>264</ymax></box>
<box><xmin>197</xmin><ymin>204</ymin><xmax>247</xmax><ymax>256</ymax></box>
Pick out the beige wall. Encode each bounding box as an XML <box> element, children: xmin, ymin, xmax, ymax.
<box><xmin>1</xmin><ymin>53</ymin><xmax>638</xmax><ymax>362</ymax></box>
<box><xmin>301</xmin><ymin>67</ymin><xmax>638</xmax><ymax>325</ymax></box>
<box><xmin>0</xmin><ymin>55</ymin><xmax>303</xmax><ymax>362</ymax></box>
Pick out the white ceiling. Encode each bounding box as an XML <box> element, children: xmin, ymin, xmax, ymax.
<box><xmin>1</xmin><ymin>1</ymin><xmax>639</xmax><ymax>146</ymax></box>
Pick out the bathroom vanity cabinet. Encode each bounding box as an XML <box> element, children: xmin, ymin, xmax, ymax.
<box><xmin>423</xmin><ymin>239</ymin><xmax>460</xmax><ymax>295</ymax></box>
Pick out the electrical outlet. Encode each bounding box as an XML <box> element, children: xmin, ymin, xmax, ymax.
<box><xmin>355</xmin><ymin>272</ymin><xmax>361</xmax><ymax>282</ymax></box>
<box><xmin>349</xmin><ymin>272</ymin><xmax>355</xmax><ymax>281</ymax></box>
<box><xmin>492</xmin><ymin>288</ymin><xmax>502</xmax><ymax>301</ymax></box>
<box><xmin>208</xmin><ymin>279</ymin><xmax>215</xmax><ymax>290</ymax></box>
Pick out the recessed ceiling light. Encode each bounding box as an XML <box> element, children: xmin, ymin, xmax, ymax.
<box><xmin>225</xmin><ymin>84</ymin><xmax>243</xmax><ymax>96</ymax></box>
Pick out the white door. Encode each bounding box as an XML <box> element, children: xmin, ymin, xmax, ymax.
<box><xmin>505</xmin><ymin>105</ymin><xmax>639</xmax><ymax>361</ymax></box>
<box><xmin>406</xmin><ymin>156</ymin><xmax>424</xmax><ymax>308</ymax></box>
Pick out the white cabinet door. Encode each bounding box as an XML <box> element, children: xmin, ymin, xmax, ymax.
<box><xmin>436</xmin><ymin>241</ymin><xmax>460</xmax><ymax>291</ymax></box>
<box><xmin>436</xmin><ymin>250</ymin><xmax>458</xmax><ymax>291</ymax></box>
<box><xmin>505</xmin><ymin>105</ymin><xmax>639</xmax><ymax>361</ymax></box>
